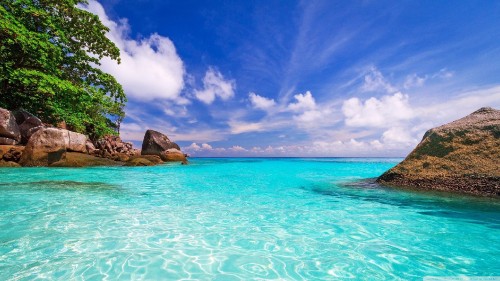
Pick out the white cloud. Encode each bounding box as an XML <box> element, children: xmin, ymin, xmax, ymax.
<box><xmin>187</xmin><ymin>143</ymin><xmax>201</xmax><ymax>151</ymax></box>
<box><xmin>361</xmin><ymin>67</ymin><xmax>397</xmax><ymax>93</ymax></box>
<box><xmin>228</xmin><ymin>121</ymin><xmax>263</xmax><ymax>134</ymax></box>
<box><xmin>432</xmin><ymin>68</ymin><xmax>454</xmax><ymax>79</ymax></box>
<box><xmin>288</xmin><ymin>91</ymin><xmax>316</xmax><ymax>111</ymax></box>
<box><xmin>342</xmin><ymin>92</ymin><xmax>414</xmax><ymax>128</ymax></box>
<box><xmin>416</xmin><ymin>86</ymin><xmax>500</xmax><ymax>126</ymax></box>
<box><xmin>201</xmin><ymin>143</ymin><xmax>213</xmax><ymax>150</ymax></box>
<box><xmin>195</xmin><ymin>68</ymin><xmax>235</xmax><ymax>104</ymax></box>
<box><xmin>229</xmin><ymin>145</ymin><xmax>247</xmax><ymax>152</ymax></box>
<box><xmin>249</xmin><ymin>92</ymin><xmax>276</xmax><ymax>110</ymax></box>
<box><xmin>83</xmin><ymin>1</ymin><xmax>185</xmax><ymax>101</ymax></box>
<box><xmin>381</xmin><ymin>127</ymin><xmax>417</xmax><ymax>145</ymax></box>
<box><xmin>293</xmin><ymin>110</ymin><xmax>324</xmax><ymax>124</ymax></box>
<box><xmin>403</xmin><ymin>73</ymin><xmax>426</xmax><ymax>89</ymax></box>
<box><xmin>185</xmin><ymin>142</ymin><xmax>213</xmax><ymax>152</ymax></box>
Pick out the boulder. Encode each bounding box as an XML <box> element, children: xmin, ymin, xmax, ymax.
<box><xmin>377</xmin><ymin>107</ymin><xmax>500</xmax><ymax>197</ymax></box>
<box><xmin>124</xmin><ymin>157</ymin><xmax>155</xmax><ymax>166</ymax></box>
<box><xmin>0</xmin><ymin>137</ymin><xmax>18</xmax><ymax>145</ymax></box>
<box><xmin>141</xmin><ymin>130</ymin><xmax>180</xmax><ymax>156</ymax></box>
<box><xmin>19</xmin><ymin>127</ymin><xmax>67</xmax><ymax>166</ymax></box>
<box><xmin>13</xmin><ymin>109</ymin><xmax>43</xmax><ymax>144</ymax></box>
<box><xmin>94</xmin><ymin>135</ymin><xmax>138</xmax><ymax>158</ymax></box>
<box><xmin>86</xmin><ymin>140</ymin><xmax>97</xmax><ymax>154</ymax></box>
<box><xmin>0</xmin><ymin>160</ymin><xmax>21</xmax><ymax>168</ymax></box>
<box><xmin>112</xmin><ymin>153</ymin><xmax>130</xmax><ymax>162</ymax></box>
<box><xmin>128</xmin><ymin>155</ymin><xmax>163</xmax><ymax>165</ymax></box>
<box><xmin>2</xmin><ymin>147</ymin><xmax>24</xmax><ymax>162</ymax></box>
<box><xmin>0</xmin><ymin>108</ymin><xmax>20</xmax><ymax>143</ymax></box>
<box><xmin>160</xmin><ymin>148</ymin><xmax>188</xmax><ymax>163</ymax></box>
<box><xmin>50</xmin><ymin>152</ymin><xmax>122</xmax><ymax>167</ymax></box>
<box><xmin>0</xmin><ymin>145</ymin><xmax>21</xmax><ymax>157</ymax></box>
<box><xmin>25</xmin><ymin>126</ymin><xmax>43</xmax><ymax>144</ymax></box>
<box><xmin>63</xmin><ymin>130</ymin><xmax>88</xmax><ymax>153</ymax></box>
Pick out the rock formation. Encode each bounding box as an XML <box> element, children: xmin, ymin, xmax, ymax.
<box><xmin>13</xmin><ymin>109</ymin><xmax>43</xmax><ymax>144</ymax></box>
<box><xmin>0</xmin><ymin>145</ymin><xmax>24</xmax><ymax>167</ymax></box>
<box><xmin>377</xmin><ymin>107</ymin><xmax>500</xmax><ymax>197</ymax></box>
<box><xmin>50</xmin><ymin>152</ymin><xmax>121</xmax><ymax>167</ymax></box>
<box><xmin>0</xmin><ymin>108</ymin><xmax>21</xmax><ymax>144</ymax></box>
<box><xmin>142</xmin><ymin>130</ymin><xmax>180</xmax><ymax>152</ymax></box>
<box><xmin>93</xmin><ymin>135</ymin><xmax>139</xmax><ymax>158</ymax></box>
<box><xmin>0</xmin><ymin>107</ymin><xmax>187</xmax><ymax>168</ymax></box>
<box><xmin>19</xmin><ymin>127</ymin><xmax>69</xmax><ymax>166</ymax></box>
<box><xmin>63</xmin><ymin>130</ymin><xmax>88</xmax><ymax>153</ymax></box>
<box><xmin>141</xmin><ymin>130</ymin><xmax>187</xmax><ymax>163</ymax></box>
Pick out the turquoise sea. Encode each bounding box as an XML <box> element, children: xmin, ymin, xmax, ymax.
<box><xmin>0</xmin><ymin>158</ymin><xmax>499</xmax><ymax>280</ymax></box>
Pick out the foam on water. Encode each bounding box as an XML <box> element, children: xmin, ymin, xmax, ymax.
<box><xmin>0</xmin><ymin>158</ymin><xmax>499</xmax><ymax>280</ymax></box>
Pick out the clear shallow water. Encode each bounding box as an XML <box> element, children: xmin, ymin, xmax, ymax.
<box><xmin>0</xmin><ymin>158</ymin><xmax>499</xmax><ymax>280</ymax></box>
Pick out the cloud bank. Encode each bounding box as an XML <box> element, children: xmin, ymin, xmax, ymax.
<box><xmin>83</xmin><ymin>1</ymin><xmax>185</xmax><ymax>101</ymax></box>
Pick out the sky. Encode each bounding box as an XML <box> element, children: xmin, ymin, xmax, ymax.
<box><xmin>84</xmin><ymin>0</ymin><xmax>500</xmax><ymax>157</ymax></box>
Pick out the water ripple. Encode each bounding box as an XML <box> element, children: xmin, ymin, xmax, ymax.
<box><xmin>1</xmin><ymin>159</ymin><xmax>499</xmax><ymax>280</ymax></box>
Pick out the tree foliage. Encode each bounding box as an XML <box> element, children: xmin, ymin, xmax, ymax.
<box><xmin>0</xmin><ymin>0</ymin><xmax>126</xmax><ymax>140</ymax></box>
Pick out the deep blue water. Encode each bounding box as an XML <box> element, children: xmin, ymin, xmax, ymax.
<box><xmin>0</xmin><ymin>158</ymin><xmax>499</xmax><ymax>280</ymax></box>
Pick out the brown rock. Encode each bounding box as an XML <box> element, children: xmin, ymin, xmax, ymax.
<box><xmin>377</xmin><ymin>107</ymin><xmax>500</xmax><ymax>197</ymax></box>
<box><xmin>63</xmin><ymin>130</ymin><xmax>88</xmax><ymax>153</ymax></box>
<box><xmin>0</xmin><ymin>108</ymin><xmax>20</xmax><ymax>142</ymax></box>
<box><xmin>113</xmin><ymin>153</ymin><xmax>130</xmax><ymax>162</ymax></box>
<box><xmin>86</xmin><ymin>141</ymin><xmax>96</xmax><ymax>154</ymax></box>
<box><xmin>0</xmin><ymin>145</ymin><xmax>21</xmax><ymax>158</ymax></box>
<box><xmin>0</xmin><ymin>160</ymin><xmax>21</xmax><ymax>167</ymax></box>
<box><xmin>129</xmin><ymin>155</ymin><xmax>163</xmax><ymax>165</ymax></box>
<box><xmin>159</xmin><ymin>148</ymin><xmax>188</xmax><ymax>162</ymax></box>
<box><xmin>2</xmin><ymin>147</ymin><xmax>24</xmax><ymax>162</ymax></box>
<box><xmin>141</xmin><ymin>130</ymin><xmax>180</xmax><ymax>156</ymax></box>
<box><xmin>19</xmin><ymin>127</ymin><xmax>67</xmax><ymax>166</ymax></box>
<box><xmin>0</xmin><ymin>137</ymin><xmax>17</xmax><ymax>145</ymax></box>
<box><xmin>124</xmin><ymin>157</ymin><xmax>155</xmax><ymax>166</ymax></box>
<box><xmin>48</xmin><ymin>149</ymin><xmax>66</xmax><ymax>165</ymax></box>
<box><xmin>13</xmin><ymin>109</ymin><xmax>43</xmax><ymax>144</ymax></box>
<box><xmin>50</xmin><ymin>152</ymin><xmax>122</xmax><ymax>167</ymax></box>
<box><xmin>25</xmin><ymin>126</ymin><xmax>43</xmax><ymax>144</ymax></box>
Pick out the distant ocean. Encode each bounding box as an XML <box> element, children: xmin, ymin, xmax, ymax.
<box><xmin>1</xmin><ymin>158</ymin><xmax>499</xmax><ymax>280</ymax></box>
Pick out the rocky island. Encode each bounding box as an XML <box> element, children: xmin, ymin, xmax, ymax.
<box><xmin>377</xmin><ymin>107</ymin><xmax>500</xmax><ymax>197</ymax></box>
<box><xmin>0</xmin><ymin>107</ymin><xmax>187</xmax><ymax>167</ymax></box>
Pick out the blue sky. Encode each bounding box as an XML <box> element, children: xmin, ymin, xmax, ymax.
<box><xmin>85</xmin><ymin>0</ymin><xmax>500</xmax><ymax>156</ymax></box>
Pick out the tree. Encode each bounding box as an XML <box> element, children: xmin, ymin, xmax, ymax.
<box><xmin>0</xmin><ymin>0</ymin><xmax>126</xmax><ymax>140</ymax></box>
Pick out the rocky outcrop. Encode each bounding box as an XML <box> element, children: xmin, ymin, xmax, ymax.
<box><xmin>94</xmin><ymin>135</ymin><xmax>139</xmax><ymax>158</ymax></box>
<box><xmin>0</xmin><ymin>145</ymin><xmax>24</xmax><ymax>166</ymax></box>
<box><xmin>0</xmin><ymin>108</ymin><xmax>186</xmax><ymax>168</ymax></box>
<box><xmin>377</xmin><ymin>107</ymin><xmax>500</xmax><ymax>197</ymax></box>
<box><xmin>0</xmin><ymin>160</ymin><xmax>21</xmax><ymax>167</ymax></box>
<box><xmin>13</xmin><ymin>109</ymin><xmax>43</xmax><ymax>144</ymax></box>
<box><xmin>50</xmin><ymin>152</ymin><xmax>121</xmax><ymax>167</ymax></box>
<box><xmin>160</xmin><ymin>149</ymin><xmax>188</xmax><ymax>164</ymax></box>
<box><xmin>130</xmin><ymin>155</ymin><xmax>164</xmax><ymax>165</ymax></box>
<box><xmin>19</xmin><ymin>128</ymin><xmax>67</xmax><ymax>166</ymax></box>
<box><xmin>0</xmin><ymin>108</ymin><xmax>21</xmax><ymax>144</ymax></box>
<box><xmin>0</xmin><ymin>137</ymin><xmax>18</xmax><ymax>145</ymax></box>
<box><xmin>124</xmin><ymin>155</ymin><xmax>165</xmax><ymax>166</ymax></box>
<box><xmin>141</xmin><ymin>130</ymin><xmax>186</xmax><ymax>163</ymax></box>
<box><xmin>63</xmin><ymin>130</ymin><xmax>88</xmax><ymax>153</ymax></box>
<box><xmin>2</xmin><ymin>147</ymin><xmax>23</xmax><ymax>162</ymax></box>
<box><xmin>142</xmin><ymin>130</ymin><xmax>180</xmax><ymax>154</ymax></box>
<box><xmin>124</xmin><ymin>157</ymin><xmax>155</xmax><ymax>166</ymax></box>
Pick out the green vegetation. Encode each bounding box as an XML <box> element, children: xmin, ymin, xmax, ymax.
<box><xmin>0</xmin><ymin>0</ymin><xmax>126</xmax><ymax>140</ymax></box>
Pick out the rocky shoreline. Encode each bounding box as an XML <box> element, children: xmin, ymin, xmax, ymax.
<box><xmin>377</xmin><ymin>107</ymin><xmax>500</xmax><ymax>197</ymax></box>
<box><xmin>0</xmin><ymin>107</ymin><xmax>187</xmax><ymax>167</ymax></box>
